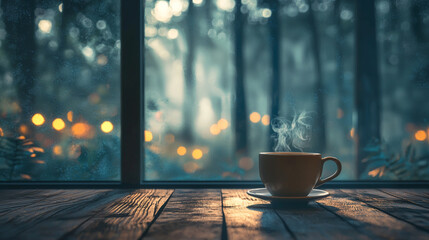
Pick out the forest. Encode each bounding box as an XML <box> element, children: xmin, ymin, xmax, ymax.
<box><xmin>0</xmin><ymin>0</ymin><xmax>428</xmax><ymax>181</ymax></box>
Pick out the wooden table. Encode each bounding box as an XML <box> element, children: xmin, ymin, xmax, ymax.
<box><xmin>1</xmin><ymin>189</ymin><xmax>429</xmax><ymax>239</ymax></box>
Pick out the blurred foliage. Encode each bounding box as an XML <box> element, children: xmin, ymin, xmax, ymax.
<box><xmin>0</xmin><ymin>136</ymin><xmax>44</xmax><ymax>180</ymax></box>
<box><xmin>361</xmin><ymin>139</ymin><xmax>429</xmax><ymax>180</ymax></box>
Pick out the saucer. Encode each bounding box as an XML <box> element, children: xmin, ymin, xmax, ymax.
<box><xmin>247</xmin><ymin>188</ymin><xmax>329</xmax><ymax>202</ymax></box>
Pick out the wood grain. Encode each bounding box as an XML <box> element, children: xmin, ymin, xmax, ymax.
<box><xmin>0</xmin><ymin>190</ymin><xmax>68</xmax><ymax>216</ymax></box>
<box><xmin>276</xmin><ymin>198</ymin><xmax>369</xmax><ymax>239</ymax></box>
<box><xmin>67</xmin><ymin>189</ymin><xmax>173</xmax><ymax>240</ymax></box>
<box><xmin>0</xmin><ymin>190</ymin><xmax>127</xmax><ymax>240</ymax></box>
<box><xmin>380</xmin><ymin>189</ymin><xmax>429</xmax><ymax>209</ymax></box>
<box><xmin>319</xmin><ymin>189</ymin><xmax>428</xmax><ymax>239</ymax></box>
<box><xmin>143</xmin><ymin>189</ymin><xmax>223</xmax><ymax>240</ymax></box>
<box><xmin>222</xmin><ymin>189</ymin><xmax>293</xmax><ymax>240</ymax></box>
<box><xmin>342</xmin><ymin>189</ymin><xmax>429</xmax><ymax>232</ymax></box>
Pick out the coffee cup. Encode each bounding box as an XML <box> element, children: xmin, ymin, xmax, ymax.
<box><xmin>259</xmin><ymin>152</ymin><xmax>342</xmax><ymax>197</ymax></box>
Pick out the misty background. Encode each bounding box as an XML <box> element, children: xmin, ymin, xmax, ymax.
<box><xmin>0</xmin><ymin>0</ymin><xmax>428</xmax><ymax>181</ymax></box>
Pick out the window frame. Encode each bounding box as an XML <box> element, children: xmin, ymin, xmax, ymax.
<box><xmin>1</xmin><ymin>0</ymin><xmax>429</xmax><ymax>188</ymax></box>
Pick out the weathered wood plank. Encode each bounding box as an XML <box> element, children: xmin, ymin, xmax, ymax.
<box><xmin>0</xmin><ymin>189</ymin><xmax>127</xmax><ymax>240</ymax></box>
<box><xmin>319</xmin><ymin>189</ymin><xmax>428</xmax><ymax>239</ymax></box>
<box><xmin>342</xmin><ymin>189</ymin><xmax>429</xmax><ymax>232</ymax></box>
<box><xmin>67</xmin><ymin>189</ymin><xmax>173</xmax><ymax>240</ymax></box>
<box><xmin>380</xmin><ymin>189</ymin><xmax>429</xmax><ymax>209</ymax></box>
<box><xmin>143</xmin><ymin>189</ymin><xmax>223</xmax><ymax>240</ymax></box>
<box><xmin>222</xmin><ymin>189</ymin><xmax>292</xmax><ymax>240</ymax></box>
<box><xmin>0</xmin><ymin>190</ymin><xmax>69</xmax><ymax>215</ymax></box>
<box><xmin>398</xmin><ymin>189</ymin><xmax>429</xmax><ymax>199</ymax></box>
<box><xmin>276</xmin><ymin>198</ymin><xmax>369</xmax><ymax>239</ymax></box>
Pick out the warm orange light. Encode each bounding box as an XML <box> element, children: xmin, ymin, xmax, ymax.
<box><xmin>32</xmin><ymin>113</ymin><xmax>45</xmax><ymax>126</ymax></box>
<box><xmin>337</xmin><ymin>108</ymin><xmax>344</xmax><ymax>119</ymax></box>
<box><xmin>415</xmin><ymin>130</ymin><xmax>427</xmax><ymax>141</ymax></box>
<box><xmin>71</xmin><ymin>122</ymin><xmax>94</xmax><ymax>139</ymax></box>
<box><xmin>67</xmin><ymin>111</ymin><xmax>73</xmax><ymax>122</ymax></box>
<box><xmin>34</xmin><ymin>160</ymin><xmax>45</xmax><ymax>164</ymax></box>
<box><xmin>210</xmin><ymin>124</ymin><xmax>221</xmax><ymax>135</ymax></box>
<box><xmin>350</xmin><ymin>128</ymin><xmax>355</xmax><ymax>138</ymax></box>
<box><xmin>0</xmin><ymin>127</ymin><xmax>3</xmax><ymax>137</ymax></box>
<box><xmin>192</xmin><ymin>149</ymin><xmax>203</xmax><ymax>160</ymax></box>
<box><xmin>52</xmin><ymin>118</ymin><xmax>66</xmax><ymax>131</ymax></box>
<box><xmin>249</xmin><ymin>112</ymin><xmax>261</xmax><ymax>123</ymax></box>
<box><xmin>261</xmin><ymin>115</ymin><xmax>270</xmax><ymax>126</ymax></box>
<box><xmin>177</xmin><ymin>146</ymin><xmax>187</xmax><ymax>156</ymax></box>
<box><xmin>53</xmin><ymin>145</ymin><xmax>63</xmax><ymax>155</ymax></box>
<box><xmin>217</xmin><ymin>118</ymin><xmax>229</xmax><ymax>130</ymax></box>
<box><xmin>145</xmin><ymin>130</ymin><xmax>153</xmax><ymax>142</ymax></box>
<box><xmin>239</xmin><ymin>157</ymin><xmax>254</xmax><ymax>170</ymax></box>
<box><xmin>20</xmin><ymin>174</ymin><xmax>32</xmax><ymax>180</ymax></box>
<box><xmin>101</xmin><ymin>121</ymin><xmax>114</xmax><ymax>133</ymax></box>
<box><xmin>19</xmin><ymin>125</ymin><xmax>28</xmax><ymax>135</ymax></box>
<box><xmin>184</xmin><ymin>162</ymin><xmax>199</xmax><ymax>173</ymax></box>
<box><xmin>97</xmin><ymin>54</ymin><xmax>108</xmax><ymax>65</ymax></box>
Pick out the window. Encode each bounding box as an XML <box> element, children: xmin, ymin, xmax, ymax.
<box><xmin>0</xmin><ymin>0</ymin><xmax>428</xmax><ymax>184</ymax></box>
<box><xmin>0</xmin><ymin>0</ymin><xmax>120</xmax><ymax>181</ymax></box>
<box><xmin>143</xmin><ymin>0</ymin><xmax>429</xmax><ymax>181</ymax></box>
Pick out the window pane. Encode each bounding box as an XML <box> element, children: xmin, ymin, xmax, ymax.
<box><xmin>0</xmin><ymin>0</ymin><xmax>120</xmax><ymax>181</ymax></box>
<box><xmin>144</xmin><ymin>0</ymin><xmax>429</xmax><ymax>180</ymax></box>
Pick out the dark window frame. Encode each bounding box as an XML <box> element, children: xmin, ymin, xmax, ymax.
<box><xmin>1</xmin><ymin>0</ymin><xmax>429</xmax><ymax>189</ymax></box>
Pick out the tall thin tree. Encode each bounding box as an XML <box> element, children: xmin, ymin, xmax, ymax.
<box><xmin>355</xmin><ymin>0</ymin><xmax>380</xmax><ymax>177</ymax></box>
<box><xmin>308</xmin><ymin>4</ymin><xmax>326</xmax><ymax>152</ymax></box>
<box><xmin>334</xmin><ymin>0</ymin><xmax>347</xmax><ymax>134</ymax></box>
<box><xmin>2</xmin><ymin>0</ymin><xmax>36</xmax><ymax>134</ymax></box>
<box><xmin>234</xmin><ymin>0</ymin><xmax>248</xmax><ymax>155</ymax></box>
<box><xmin>182</xmin><ymin>0</ymin><xmax>196</xmax><ymax>143</ymax></box>
<box><xmin>267</xmin><ymin>0</ymin><xmax>281</xmax><ymax>150</ymax></box>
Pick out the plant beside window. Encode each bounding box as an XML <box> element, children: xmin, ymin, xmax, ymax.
<box><xmin>0</xmin><ymin>136</ymin><xmax>44</xmax><ymax>180</ymax></box>
<box><xmin>361</xmin><ymin>139</ymin><xmax>429</xmax><ymax>180</ymax></box>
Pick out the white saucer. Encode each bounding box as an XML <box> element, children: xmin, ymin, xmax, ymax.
<box><xmin>247</xmin><ymin>188</ymin><xmax>329</xmax><ymax>202</ymax></box>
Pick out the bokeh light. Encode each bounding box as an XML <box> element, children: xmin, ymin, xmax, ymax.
<box><xmin>145</xmin><ymin>130</ymin><xmax>153</xmax><ymax>142</ymax></box>
<box><xmin>184</xmin><ymin>162</ymin><xmax>199</xmax><ymax>173</ymax></box>
<box><xmin>217</xmin><ymin>118</ymin><xmax>228</xmax><ymax>130</ymax></box>
<box><xmin>52</xmin><ymin>118</ymin><xmax>66</xmax><ymax>131</ymax></box>
<box><xmin>192</xmin><ymin>149</ymin><xmax>203</xmax><ymax>160</ymax></box>
<box><xmin>101</xmin><ymin>121</ymin><xmax>114</xmax><ymax>133</ymax></box>
<box><xmin>249</xmin><ymin>112</ymin><xmax>261</xmax><ymax>123</ymax></box>
<box><xmin>67</xmin><ymin>111</ymin><xmax>73</xmax><ymax>122</ymax></box>
<box><xmin>210</xmin><ymin>124</ymin><xmax>221</xmax><ymax>135</ymax></box>
<box><xmin>261</xmin><ymin>115</ymin><xmax>270</xmax><ymax>126</ymax></box>
<box><xmin>177</xmin><ymin>146</ymin><xmax>187</xmax><ymax>156</ymax></box>
<box><xmin>19</xmin><ymin>125</ymin><xmax>28</xmax><ymax>135</ymax></box>
<box><xmin>239</xmin><ymin>157</ymin><xmax>254</xmax><ymax>170</ymax></box>
<box><xmin>71</xmin><ymin>122</ymin><xmax>94</xmax><ymax>139</ymax></box>
<box><xmin>32</xmin><ymin>113</ymin><xmax>45</xmax><ymax>126</ymax></box>
<box><xmin>415</xmin><ymin>130</ymin><xmax>427</xmax><ymax>141</ymax></box>
<box><xmin>38</xmin><ymin>20</ymin><xmax>52</xmax><ymax>33</ymax></box>
<box><xmin>53</xmin><ymin>145</ymin><xmax>63</xmax><ymax>156</ymax></box>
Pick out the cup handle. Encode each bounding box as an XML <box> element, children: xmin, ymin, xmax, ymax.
<box><xmin>315</xmin><ymin>157</ymin><xmax>342</xmax><ymax>188</ymax></box>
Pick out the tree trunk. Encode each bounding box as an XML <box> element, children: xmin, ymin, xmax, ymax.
<box><xmin>182</xmin><ymin>0</ymin><xmax>196</xmax><ymax>143</ymax></box>
<box><xmin>234</xmin><ymin>0</ymin><xmax>248</xmax><ymax>155</ymax></box>
<box><xmin>355</xmin><ymin>0</ymin><xmax>380</xmax><ymax>177</ymax></box>
<box><xmin>2</xmin><ymin>0</ymin><xmax>36</xmax><ymax>134</ymax></box>
<box><xmin>308</xmin><ymin>6</ymin><xmax>326</xmax><ymax>152</ymax></box>
<box><xmin>268</xmin><ymin>0</ymin><xmax>281</xmax><ymax>150</ymax></box>
<box><xmin>334</xmin><ymin>0</ymin><xmax>347</xmax><ymax>135</ymax></box>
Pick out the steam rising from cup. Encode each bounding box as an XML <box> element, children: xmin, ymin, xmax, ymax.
<box><xmin>271</xmin><ymin>112</ymin><xmax>312</xmax><ymax>152</ymax></box>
